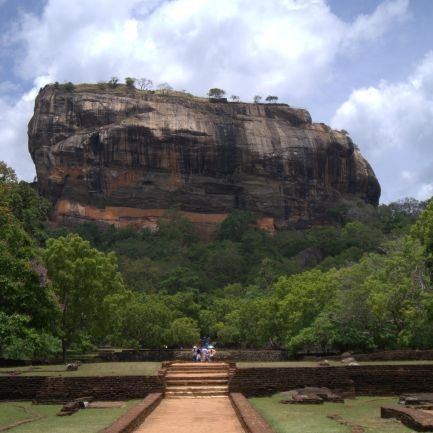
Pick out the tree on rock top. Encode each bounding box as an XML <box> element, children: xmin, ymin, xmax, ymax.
<box><xmin>207</xmin><ymin>87</ymin><xmax>226</xmax><ymax>99</ymax></box>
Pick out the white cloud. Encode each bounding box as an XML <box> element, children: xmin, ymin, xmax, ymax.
<box><xmin>416</xmin><ymin>183</ymin><xmax>433</xmax><ymax>201</ymax></box>
<box><xmin>13</xmin><ymin>0</ymin><xmax>410</xmax><ymax>98</ymax></box>
<box><xmin>0</xmin><ymin>76</ymin><xmax>51</xmax><ymax>181</ymax></box>
<box><xmin>332</xmin><ymin>51</ymin><xmax>433</xmax><ymax>203</ymax></box>
<box><xmin>344</xmin><ymin>0</ymin><xmax>410</xmax><ymax>49</ymax></box>
<box><xmin>1</xmin><ymin>0</ymin><xmax>411</xmax><ymax>180</ymax></box>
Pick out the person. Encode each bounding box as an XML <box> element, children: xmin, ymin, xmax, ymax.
<box><xmin>200</xmin><ymin>346</ymin><xmax>208</xmax><ymax>362</ymax></box>
<box><xmin>208</xmin><ymin>345</ymin><xmax>216</xmax><ymax>362</ymax></box>
<box><xmin>196</xmin><ymin>347</ymin><xmax>201</xmax><ymax>362</ymax></box>
<box><xmin>192</xmin><ymin>345</ymin><xmax>198</xmax><ymax>361</ymax></box>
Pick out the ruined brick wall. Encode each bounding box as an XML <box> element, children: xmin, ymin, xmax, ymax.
<box><xmin>348</xmin><ymin>365</ymin><xmax>433</xmax><ymax>395</ymax></box>
<box><xmin>354</xmin><ymin>350</ymin><xmax>433</xmax><ymax>361</ymax></box>
<box><xmin>229</xmin><ymin>367</ymin><xmax>354</xmax><ymax>397</ymax></box>
<box><xmin>0</xmin><ymin>376</ymin><xmax>46</xmax><ymax>400</ymax></box>
<box><xmin>96</xmin><ymin>349</ymin><xmax>290</xmax><ymax>362</ymax></box>
<box><xmin>0</xmin><ymin>376</ymin><xmax>163</xmax><ymax>403</ymax></box>
<box><xmin>229</xmin><ymin>365</ymin><xmax>433</xmax><ymax>397</ymax></box>
<box><xmin>3</xmin><ymin>365</ymin><xmax>433</xmax><ymax>401</ymax></box>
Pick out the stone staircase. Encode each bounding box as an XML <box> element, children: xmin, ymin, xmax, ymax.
<box><xmin>164</xmin><ymin>362</ymin><xmax>230</xmax><ymax>398</ymax></box>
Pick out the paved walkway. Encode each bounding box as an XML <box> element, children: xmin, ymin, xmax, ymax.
<box><xmin>134</xmin><ymin>397</ymin><xmax>245</xmax><ymax>433</ymax></box>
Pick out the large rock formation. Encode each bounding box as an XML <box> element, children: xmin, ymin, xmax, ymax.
<box><xmin>28</xmin><ymin>84</ymin><xmax>380</xmax><ymax>232</ymax></box>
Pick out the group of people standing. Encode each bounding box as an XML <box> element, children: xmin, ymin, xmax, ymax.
<box><xmin>192</xmin><ymin>340</ymin><xmax>216</xmax><ymax>362</ymax></box>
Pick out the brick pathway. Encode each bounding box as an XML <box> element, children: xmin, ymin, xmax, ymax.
<box><xmin>133</xmin><ymin>398</ymin><xmax>245</xmax><ymax>433</ymax></box>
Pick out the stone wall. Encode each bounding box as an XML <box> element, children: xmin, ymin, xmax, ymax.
<box><xmin>96</xmin><ymin>349</ymin><xmax>289</xmax><ymax>362</ymax></box>
<box><xmin>229</xmin><ymin>367</ymin><xmax>354</xmax><ymax>397</ymax></box>
<box><xmin>0</xmin><ymin>375</ymin><xmax>163</xmax><ymax>403</ymax></box>
<box><xmin>96</xmin><ymin>350</ymin><xmax>174</xmax><ymax>362</ymax></box>
<box><xmin>229</xmin><ymin>365</ymin><xmax>433</xmax><ymax>397</ymax></box>
<box><xmin>0</xmin><ymin>376</ymin><xmax>46</xmax><ymax>400</ymax></box>
<box><xmin>354</xmin><ymin>350</ymin><xmax>433</xmax><ymax>361</ymax></box>
<box><xmin>3</xmin><ymin>365</ymin><xmax>433</xmax><ymax>402</ymax></box>
<box><xmin>348</xmin><ymin>365</ymin><xmax>433</xmax><ymax>395</ymax></box>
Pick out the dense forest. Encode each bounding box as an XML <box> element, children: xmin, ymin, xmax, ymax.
<box><xmin>1</xmin><ymin>160</ymin><xmax>433</xmax><ymax>360</ymax></box>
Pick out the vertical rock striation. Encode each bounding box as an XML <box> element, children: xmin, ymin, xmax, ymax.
<box><xmin>28</xmin><ymin>84</ymin><xmax>380</xmax><ymax>230</ymax></box>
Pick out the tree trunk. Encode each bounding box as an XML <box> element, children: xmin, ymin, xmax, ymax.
<box><xmin>62</xmin><ymin>338</ymin><xmax>66</xmax><ymax>363</ymax></box>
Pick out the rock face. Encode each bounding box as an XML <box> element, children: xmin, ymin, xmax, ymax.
<box><xmin>28</xmin><ymin>85</ymin><xmax>380</xmax><ymax>231</ymax></box>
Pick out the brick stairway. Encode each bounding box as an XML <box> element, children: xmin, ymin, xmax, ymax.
<box><xmin>164</xmin><ymin>362</ymin><xmax>230</xmax><ymax>398</ymax></box>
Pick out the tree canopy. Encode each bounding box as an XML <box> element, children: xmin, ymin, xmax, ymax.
<box><xmin>44</xmin><ymin>233</ymin><xmax>126</xmax><ymax>358</ymax></box>
<box><xmin>207</xmin><ymin>88</ymin><xmax>226</xmax><ymax>99</ymax></box>
<box><xmin>3</xmin><ymin>159</ymin><xmax>433</xmax><ymax>357</ymax></box>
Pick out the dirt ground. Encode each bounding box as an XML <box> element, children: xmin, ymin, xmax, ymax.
<box><xmin>134</xmin><ymin>398</ymin><xmax>245</xmax><ymax>433</ymax></box>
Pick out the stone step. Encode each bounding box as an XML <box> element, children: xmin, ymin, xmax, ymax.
<box><xmin>165</xmin><ymin>377</ymin><xmax>228</xmax><ymax>385</ymax></box>
<box><xmin>170</xmin><ymin>361</ymin><xmax>228</xmax><ymax>367</ymax></box>
<box><xmin>165</xmin><ymin>389</ymin><xmax>229</xmax><ymax>398</ymax></box>
<box><xmin>164</xmin><ymin>362</ymin><xmax>230</xmax><ymax>399</ymax></box>
<box><xmin>166</xmin><ymin>385</ymin><xmax>228</xmax><ymax>391</ymax></box>
<box><xmin>168</xmin><ymin>366</ymin><xmax>229</xmax><ymax>372</ymax></box>
<box><xmin>164</xmin><ymin>394</ymin><xmax>229</xmax><ymax>399</ymax></box>
<box><xmin>169</xmin><ymin>363</ymin><xmax>228</xmax><ymax>368</ymax></box>
<box><xmin>167</xmin><ymin>373</ymin><xmax>228</xmax><ymax>378</ymax></box>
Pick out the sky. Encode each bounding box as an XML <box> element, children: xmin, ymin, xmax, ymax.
<box><xmin>1</xmin><ymin>0</ymin><xmax>433</xmax><ymax>203</ymax></box>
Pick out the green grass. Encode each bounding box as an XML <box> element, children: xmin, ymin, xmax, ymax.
<box><xmin>0</xmin><ymin>362</ymin><xmax>161</xmax><ymax>377</ymax></box>
<box><xmin>237</xmin><ymin>360</ymin><xmax>433</xmax><ymax>368</ymax></box>
<box><xmin>0</xmin><ymin>400</ymin><xmax>139</xmax><ymax>433</ymax></box>
<box><xmin>0</xmin><ymin>402</ymin><xmax>38</xmax><ymax>427</ymax></box>
<box><xmin>249</xmin><ymin>395</ymin><xmax>413</xmax><ymax>433</ymax></box>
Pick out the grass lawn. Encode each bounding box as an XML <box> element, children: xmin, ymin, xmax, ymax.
<box><xmin>0</xmin><ymin>362</ymin><xmax>161</xmax><ymax>377</ymax></box>
<box><xmin>237</xmin><ymin>360</ymin><xmax>433</xmax><ymax>368</ymax></box>
<box><xmin>249</xmin><ymin>395</ymin><xmax>413</xmax><ymax>433</ymax></box>
<box><xmin>0</xmin><ymin>400</ymin><xmax>139</xmax><ymax>433</ymax></box>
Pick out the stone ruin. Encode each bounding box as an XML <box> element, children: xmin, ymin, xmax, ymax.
<box><xmin>280</xmin><ymin>387</ymin><xmax>344</xmax><ymax>404</ymax></box>
<box><xmin>57</xmin><ymin>396</ymin><xmax>92</xmax><ymax>416</ymax></box>
<box><xmin>381</xmin><ymin>393</ymin><xmax>433</xmax><ymax>431</ymax></box>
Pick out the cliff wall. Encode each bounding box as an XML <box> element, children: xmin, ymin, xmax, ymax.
<box><xmin>29</xmin><ymin>85</ymin><xmax>380</xmax><ymax>230</ymax></box>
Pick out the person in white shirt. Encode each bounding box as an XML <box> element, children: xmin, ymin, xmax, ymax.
<box><xmin>200</xmin><ymin>347</ymin><xmax>208</xmax><ymax>362</ymax></box>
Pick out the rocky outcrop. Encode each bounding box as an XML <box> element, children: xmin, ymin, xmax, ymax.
<box><xmin>28</xmin><ymin>84</ymin><xmax>380</xmax><ymax>231</ymax></box>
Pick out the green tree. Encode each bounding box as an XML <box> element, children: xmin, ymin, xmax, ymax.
<box><xmin>108</xmin><ymin>77</ymin><xmax>119</xmax><ymax>88</ymax></box>
<box><xmin>0</xmin><ymin>166</ymin><xmax>59</xmax><ymax>359</ymax></box>
<box><xmin>166</xmin><ymin>317</ymin><xmax>200</xmax><ymax>347</ymax></box>
<box><xmin>104</xmin><ymin>292</ymin><xmax>172</xmax><ymax>348</ymax></box>
<box><xmin>217</xmin><ymin>210</ymin><xmax>257</xmax><ymax>242</ymax></box>
<box><xmin>412</xmin><ymin>199</ymin><xmax>433</xmax><ymax>274</ymax></box>
<box><xmin>379</xmin><ymin>198</ymin><xmax>424</xmax><ymax>234</ymax></box>
<box><xmin>207</xmin><ymin>88</ymin><xmax>226</xmax><ymax>99</ymax></box>
<box><xmin>327</xmin><ymin>236</ymin><xmax>430</xmax><ymax>351</ymax></box>
<box><xmin>158</xmin><ymin>210</ymin><xmax>200</xmax><ymax>247</ymax></box>
<box><xmin>0</xmin><ymin>210</ymin><xmax>58</xmax><ymax>332</ymax></box>
<box><xmin>7</xmin><ymin>181</ymin><xmax>50</xmax><ymax>241</ymax></box>
<box><xmin>63</xmin><ymin>82</ymin><xmax>75</xmax><ymax>91</ymax></box>
<box><xmin>125</xmin><ymin>77</ymin><xmax>136</xmax><ymax>87</ymax></box>
<box><xmin>254</xmin><ymin>95</ymin><xmax>262</xmax><ymax>103</ymax></box>
<box><xmin>265</xmin><ymin>95</ymin><xmax>278</xmax><ymax>103</ymax></box>
<box><xmin>274</xmin><ymin>269</ymin><xmax>337</xmax><ymax>344</ymax></box>
<box><xmin>0</xmin><ymin>312</ymin><xmax>60</xmax><ymax>359</ymax></box>
<box><xmin>44</xmin><ymin>233</ymin><xmax>126</xmax><ymax>359</ymax></box>
<box><xmin>205</xmin><ymin>241</ymin><xmax>245</xmax><ymax>288</ymax></box>
<box><xmin>0</xmin><ymin>161</ymin><xmax>17</xmax><ymax>183</ymax></box>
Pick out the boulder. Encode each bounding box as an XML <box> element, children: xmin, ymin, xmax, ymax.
<box><xmin>29</xmin><ymin>85</ymin><xmax>380</xmax><ymax>233</ymax></box>
<box><xmin>66</xmin><ymin>363</ymin><xmax>79</xmax><ymax>371</ymax></box>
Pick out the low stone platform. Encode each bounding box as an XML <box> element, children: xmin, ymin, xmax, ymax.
<box><xmin>381</xmin><ymin>405</ymin><xmax>433</xmax><ymax>431</ymax></box>
<box><xmin>279</xmin><ymin>387</ymin><xmax>344</xmax><ymax>404</ymax></box>
<box><xmin>400</xmin><ymin>393</ymin><xmax>433</xmax><ymax>406</ymax></box>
